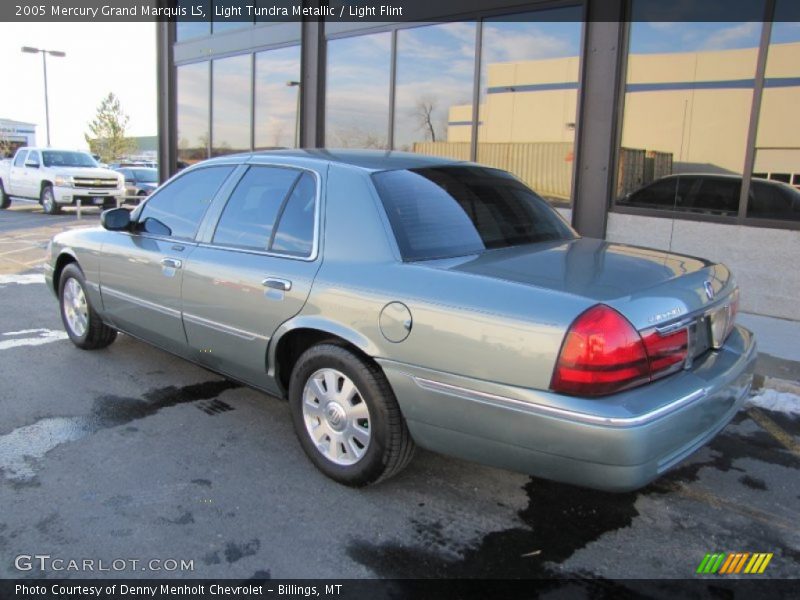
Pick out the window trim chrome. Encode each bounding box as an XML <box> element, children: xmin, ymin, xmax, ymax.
<box><xmin>199</xmin><ymin>161</ymin><xmax>323</xmax><ymax>262</ymax></box>
<box><xmin>412</xmin><ymin>375</ymin><xmax>708</xmax><ymax>428</ymax></box>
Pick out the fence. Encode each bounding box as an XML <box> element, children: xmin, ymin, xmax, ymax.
<box><xmin>412</xmin><ymin>141</ymin><xmax>574</xmax><ymax>202</ymax></box>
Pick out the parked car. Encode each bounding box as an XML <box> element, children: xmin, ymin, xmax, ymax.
<box><xmin>44</xmin><ymin>150</ymin><xmax>756</xmax><ymax>491</ymax></box>
<box><xmin>0</xmin><ymin>147</ymin><xmax>124</xmax><ymax>213</ymax></box>
<box><xmin>115</xmin><ymin>167</ymin><xmax>159</xmax><ymax>200</ymax></box>
<box><xmin>618</xmin><ymin>173</ymin><xmax>800</xmax><ymax>221</ymax></box>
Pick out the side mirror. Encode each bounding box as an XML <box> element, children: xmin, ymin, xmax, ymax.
<box><xmin>101</xmin><ymin>207</ymin><xmax>131</xmax><ymax>231</ymax></box>
<box><xmin>25</xmin><ymin>161</ymin><xmax>39</xmax><ymax>168</ymax></box>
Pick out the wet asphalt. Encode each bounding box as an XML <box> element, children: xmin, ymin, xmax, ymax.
<box><xmin>0</xmin><ymin>202</ymin><xmax>799</xmax><ymax>582</ymax></box>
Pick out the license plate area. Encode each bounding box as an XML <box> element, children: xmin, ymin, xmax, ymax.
<box><xmin>92</xmin><ymin>197</ymin><xmax>105</xmax><ymax>205</ymax></box>
<box><xmin>693</xmin><ymin>315</ymin><xmax>712</xmax><ymax>357</ymax></box>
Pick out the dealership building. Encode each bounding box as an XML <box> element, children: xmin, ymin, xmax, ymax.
<box><xmin>156</xmin><ymin>0</ymin><xmax>799</xmax><ymax>320</ymax></box>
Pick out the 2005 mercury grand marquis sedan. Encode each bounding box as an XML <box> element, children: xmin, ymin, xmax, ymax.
<box><xmin>45</xmin><ymin>150</ymin><xmax>756</xmax><ymax>491</ymax></box>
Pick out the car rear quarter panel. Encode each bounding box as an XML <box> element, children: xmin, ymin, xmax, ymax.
<box><xmin>298</xmin><ymin>164</ymin><xmax>592</xmax><ymax>391</ymax></box>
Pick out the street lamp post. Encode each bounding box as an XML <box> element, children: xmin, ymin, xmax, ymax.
<box><xmin>286</xmin><ymin>80</ymin><xmax>301</xmax><ymax>148</ymax></box>
<box><xmin>21</xmin><ymin>46</ymin><xmax>66</xmax><ymax>147</ymax></box>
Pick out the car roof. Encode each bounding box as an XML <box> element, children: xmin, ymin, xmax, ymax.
<box><xmin>202</xmin><ymin>148</ymin><xmax>468</xmax><ymax>172</ymax></box>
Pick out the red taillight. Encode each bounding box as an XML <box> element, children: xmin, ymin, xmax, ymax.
<box><xmin>551</xmin><ymin>304</ymin><xmax>691</xmax><ymax>397</ymax></box>
<box><xmin>641</xmin><ymin>327</ymin><xmax>688</xmax><ymax>379</ymax></box>
<box><xmin>550</xmin><ymin>305</ymin><xmax>650</xmax><ymax>396</ymax></box>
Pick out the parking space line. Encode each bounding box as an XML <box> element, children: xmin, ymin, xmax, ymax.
<box><xmin>656</xmin><ymin>481</ymin><xmax>798</xmax><ymax>533</ymax></box>
<box><xmin>0</xmin><ymin>246</ymin><xmax>39</xmax><ymax>256</ymax></box>
<box><xmin>747</xmin><ymin>408</ymin><xmax>800</xmax><ymax>457</ymax></box>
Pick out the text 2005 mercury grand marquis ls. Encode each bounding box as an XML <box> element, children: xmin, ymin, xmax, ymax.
<box><xmin>45</xmin><ymin>150</ymin><xmax>756</xmax><ymax>491</ymax></box>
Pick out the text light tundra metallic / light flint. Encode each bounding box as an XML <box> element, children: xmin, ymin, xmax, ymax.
<box><xmin>44</xmin><ymin>150</ymin><xmax>756</xmax><ymax>491</ymax></box>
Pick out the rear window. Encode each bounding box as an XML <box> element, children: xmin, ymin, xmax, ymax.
<box><xmin>372</xmin><ymin>166</ymin><xmax>575</xmax><ymax>261</ymax></box>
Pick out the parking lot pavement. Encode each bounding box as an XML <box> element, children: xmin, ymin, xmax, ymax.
<box><xmin>0</xmin><ymin>206</ymin><xmax>798</xmax><ymax>581</ymax></box>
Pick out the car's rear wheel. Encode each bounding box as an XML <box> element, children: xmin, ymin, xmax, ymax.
<box><xmin>288</xmin><ymin>343</ymin><xmax>415</xmax><ymax>486</ymax></box>
<box><xmin>59</xmin><ymin>263</ymin><xmax>117</xmax><ymax>349</ymax></box>
<box><xmin>0</xmin><ymin>181</ymin><xmax>10</xmax><ymax>209</ymax></box>
<box><xmin>41</xmin><ymin>185</ymin><xmax>60</xmax><ymax>215</ymax></box>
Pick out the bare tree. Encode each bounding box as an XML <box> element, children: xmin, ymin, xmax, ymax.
<box><xmin>413</xmin><ymin>96</ymin><xmax>438</xmax><ymax>143</ymax></box>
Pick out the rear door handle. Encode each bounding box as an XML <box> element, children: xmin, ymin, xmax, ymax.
<box><xmin>161</xmin><ymin>257</ymin><xmax>183</xmax><ymax>269</ymax></box>
<box><xmin>262</xmin><ymin>277</ymin><xmax>292</xmax><ymax>292</ymax></box>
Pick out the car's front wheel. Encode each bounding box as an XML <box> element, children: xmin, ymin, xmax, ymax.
<box><xmin>289</xmin><ymin>343</ymin><xmax>415</xmax><ymax>486</ymax></box>
<box><xmin>59</xmin><ymin>263</ymin><xmax>117</xmax><ymax>349</ymax></box>
<box><xmin>41</xmin><ymin>185</ymin><xmax>60</xmax><ymax>215</ymax></box>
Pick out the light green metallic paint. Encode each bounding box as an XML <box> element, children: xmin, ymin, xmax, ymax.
<box><xmin>46</xmin><ymin>150</ymin><xmax>757</xmax><ymax>491</ymax></box>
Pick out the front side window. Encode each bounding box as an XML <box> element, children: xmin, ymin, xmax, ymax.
<box><xmin>373</xmin><ymin>166</ymin><xmax>575</xmax><ymax>261</ymax></box>
<box><xmin>138</xmin><ymin>166</ymin><xmax>234</xmax><ymax>240</ymax></box>
<box><xmin>212</xmin><ymin>166</ymin><xmax>300</xmax><ymax>250</ymax></box>
<box><xmin>26</xmin><ymin>151</ymin><xmax>41</xmax><ymax>165</ymax></box>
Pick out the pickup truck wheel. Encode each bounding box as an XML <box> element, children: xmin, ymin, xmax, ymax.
<box><xmin>59</xmin><ymin>263</ymin><xmax>117</xmax><ymax>350</ymax></box>
<box><xmin>0</xmin><ymin>181</ymin><xmax>10</xmax><ymax>209</ymax></box>
<box><xmin>289</xmin><ymin>343</ymin><xmax>415</xmax><ymax>486</ymax></box>
<box><xmin>41</xmin><ymin>185</ymin><xmax>60</xmax><ymax>215</ymax></box>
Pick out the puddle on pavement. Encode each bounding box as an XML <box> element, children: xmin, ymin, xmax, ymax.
<box><xmin>348</xmin><ymin>410</ymin><xmax>800</xmax><ymax>579</ymax></box>
<box><xmin>0</xmin><ymin>380</ymin><xmax>239</xmax><ymax>483</ymax></box>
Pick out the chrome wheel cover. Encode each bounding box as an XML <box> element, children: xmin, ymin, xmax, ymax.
<box><xmin>62</xmin><ymin>277</ymin><xmax>88</xmax><ymax>337</ymax></box>
<box><xmin>302</xmin><ymin>368</ymin><xmax>371</xmax><ymax>466</ymax></box>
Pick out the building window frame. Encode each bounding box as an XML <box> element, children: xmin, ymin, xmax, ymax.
<box><xmin>610</xmin><ymin>0</ymin><xmax>800</xmax><ymax>231</ymax></box>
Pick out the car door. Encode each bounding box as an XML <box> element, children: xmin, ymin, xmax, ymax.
<box><xmin>23</xmin><ymin>150</ymin><xmax>42</xmax><ymax>198</ymax></box>
<box><xmin>99</xmin><ymin>164</ymin><xmax>236</xmax><ymax>355</ymax></box>
<box><xmin>181</xmin><ymin>164</ymin><xmax>322</xmax><ymax>391</ymax></box>
<box><xmin>9</xmin><ymin>150</ymin><xmax>28</xmax><ymax>196</ymax></box>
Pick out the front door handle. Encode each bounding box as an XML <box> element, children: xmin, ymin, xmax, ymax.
<box><xmin>161</xmin><ymin>257</ymin><xmax>183</xmax><ymax>269</ymax></box>
<box><xmin>262</xmin><ymin>277</ymin><xmax>292</xmax><ymax>292</ymax></box>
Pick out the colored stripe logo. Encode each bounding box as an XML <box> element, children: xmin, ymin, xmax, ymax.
<box><xmin>696</xmin><ymin>552</ymin><xmax>773</xmax><ymax>574</ymax></box>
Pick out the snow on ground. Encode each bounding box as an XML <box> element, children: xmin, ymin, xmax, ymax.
<box><xmin>747</xmin><ymin>388</ymin><xmax>800</xmax><ymax>416</ymax></box>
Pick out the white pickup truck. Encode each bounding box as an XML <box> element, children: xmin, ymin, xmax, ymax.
<box><xmin>0</xmin><ymin>147</ymin><xmax>124</xmax><ymax>214</ymax></box>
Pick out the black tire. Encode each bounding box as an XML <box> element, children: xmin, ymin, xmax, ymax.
<box><xmin>41</xmin><ymin>185</ymin><xmax>60</xmax><ymax>215</ymax></box>
<box><xmin>289</xmin><ymin>343</ymin><xmax>415</xmax><ymax>486</ymax></box>
<box><xmin>58</xmin><ymin>263</ymin><xmax>117</xmax><ymax>350</ymax></box>
<box><xmin>0</xmin><ymin>181</ymin><xmax>10</xmax><ymax>209</ymax></box>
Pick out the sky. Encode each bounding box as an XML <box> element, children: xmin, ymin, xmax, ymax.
<box><xmin>0</xmin><ymin>22</ymin><xmax>156</xmax><ymax>150</ymax></box>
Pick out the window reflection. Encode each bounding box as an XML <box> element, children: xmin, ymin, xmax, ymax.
<box><xmin>212</xmin><ymin>54</ymin><xmax>252</xmax><ymax>157</ymax></box>
<box><xmin>177</xmin><ymin>62</ymin><xmax>210</xmax><ymax>166</ymax></box>
<box><xmin>326</xmin><ymin>32</ymin><xmax>391</xmax><ymax>148</ymax></box>
<box><xmin>255</xmin><ymin>46</ymin><xmax>301</xmax><ymax>149</ymax></box>
<box><xmin>394</xmin><ymin>23</ymin><xmax>475</xmax><ymax>160</ymax></box>
<box><xmin>617</xmin><ymin>3</ymin><xmax>764</xmax><ymax>218</ymax></box>
<box><xmin>476</xmin><ymin>8</ymin><xmax>583</xmax><ymax>207</ymax></box>
<box><xmin>176</xmin><ymin>0</ymin><xmax>210</xmax><ymax>41</ymax></box>
<box><xmin>750</xmin><ymin>0</ymin><xmax>800</xmax><ymax>221</ymax></box>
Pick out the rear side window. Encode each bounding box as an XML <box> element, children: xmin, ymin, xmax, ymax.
<box><xmin>212</xmin><ymin>166</ymin><xmax>299</xmax><ymax>250</ymax></box>
<box><xmin>138</xmin><ymin>166</ymin><xmax>234</xmax><ymax>240</ymax></box>
<box><xmin>748</xmin><ymin>180</ymin><xmax>800</xmax><ymax>221</ymax></box>
<box><xmin>13</xmin><ymin>151</ymin><xmax>27</xmax><ymax>167</ymax></box>
<box><xmin>271</xmin><ymin>172</ymin><xmax>316</xmax><ymax>257</ymax></box>
<box><xmin>372</xmin><ymin>166</ymin><xmax>575</xmax><ymax>261</ymax></box>
<box><xmin>620</xmin><ymin>178</ymin><xmax>676</xmax><ymax>208</ymax></box>
<box><xmin>690</xmin><ymin>178</ymin><xmax>740</xmax><ymax>215</ymax></box>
